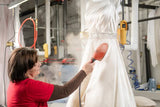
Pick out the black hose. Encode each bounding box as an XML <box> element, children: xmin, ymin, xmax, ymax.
<box><xmin>79</xmin><ymin>84</ymin><xmax>81</xmax><ymax>107</ymax></box>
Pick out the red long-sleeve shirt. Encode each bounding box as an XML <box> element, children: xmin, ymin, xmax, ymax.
<box><xmin>7</xmin><ymin>78</ymin><xmax>54</xmax><ymax>107</ymax></box>
<box><xmin>7</xmin><ymin>70</ymin><xmax>87</xmax><ymax>107</ymax></box>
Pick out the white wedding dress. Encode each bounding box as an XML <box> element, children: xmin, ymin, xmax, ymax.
<box><xmin>66</xmin><ymin>0</ymin><xmax>136</xmax><ymax>107</ymax></box>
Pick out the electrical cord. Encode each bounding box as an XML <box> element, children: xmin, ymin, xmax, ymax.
<box><xmin>126</xmin><ymin>33</ymin><xmax>139</xmax><ymax>89</ymax></box>
<box><xmin>127</xmin><ymin>40</ymin><xmax>135</xmax><ymax>70</ymax></box>
<box><xmin>125</xmin><ymin>31</ymin><xmax>135</xmax><ymax>71</ymax></box>
<box><xmin>3</xmin><ymin>46</ymin><xmax>7</xmax><ymax>106</ymax></box>
<box><xmin>79</xmin><ymin>84</ymin><xmax>81</xmax><ymax>107</ymax></box>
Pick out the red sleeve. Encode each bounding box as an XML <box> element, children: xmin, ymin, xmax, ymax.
<box><xmin>27</xmin><ymin>79</ymin><xmax>54</xmax><ymax>102</ymax></box>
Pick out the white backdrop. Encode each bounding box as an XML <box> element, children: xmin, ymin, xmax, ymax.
<box><xmin>0</xmin><ymin>0</ymin><xmax>14</xmax><ymax>105</ymax></box>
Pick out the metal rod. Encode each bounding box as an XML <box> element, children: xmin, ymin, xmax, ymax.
<box><xmin>22</xmin><ymin>26</ymin><xmax>64</xmax><ymax>30</ymax></box>
<box><xmin>46</xmin><ymin>0</ymin><xmax>51</xmax><ymax>55</ymax></box>
<box><xmin>124</xmin><ymin>3</ymin><xmax>159</xmax><ymax>9</ymax></box>
<box><xmin>35</xmin><ymin>0</ymin><xmax>38</xmax><ymax>47</ymax></box>
<box><xmin>63</xmin><ymin>0</ymin><xmax>67</xmax><ymax>56</ymax></box>
<box><xmin>121</xmin><ymin>0</ymin><xmax>125</xmax><ymax>20</ymax></box>
<box><xmin>145</xmin><ymin>44</ymin><xmax>151</xmax><ymax>82</ymax></box>
<box><xmin>56</xmin><ymin>5</ymin><xmax>60</xmax><ymax>58</ymax></box>
<box><xmin>127</xmin><ymin>16</ymin><xmax>160</xmax><ymax>24</ymax></box>
<box><xmin>35</xmin><ymin>0</ymin><xmax>38</xmax><ymax>20</ymax></box>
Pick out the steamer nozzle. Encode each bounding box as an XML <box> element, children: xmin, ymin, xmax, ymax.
<box><xmin>91</xmin><ymin>43</ymin><xmax>108</xmax><ymax>63</ymax></box>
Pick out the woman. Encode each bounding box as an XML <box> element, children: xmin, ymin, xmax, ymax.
<box><xmin>7</xmin><ymin>47</ymin><xmax>94</xmax><ymax>107</ymax></box>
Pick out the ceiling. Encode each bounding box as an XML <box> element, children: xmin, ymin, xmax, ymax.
<box><xmin>7</xmin><ymin>0</ymin><xmax>160</xmax><ymax>18</ymax></box>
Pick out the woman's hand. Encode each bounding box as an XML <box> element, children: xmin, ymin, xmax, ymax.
<box><xmin>82</xmin><ymin>61</ymin><xmax>94</xmax><ymax>75</ymax></box>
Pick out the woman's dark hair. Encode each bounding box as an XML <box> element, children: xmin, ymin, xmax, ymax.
<box><xmin>8</xmin><ymin>47</ymin><xmax>38</xmax><ymax>83</ymax></box>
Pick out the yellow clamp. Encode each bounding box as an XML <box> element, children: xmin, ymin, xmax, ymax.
<box><xmin>120</xmin><ymin>20</ymin><xmax>127</xmax><ymax>45</ymax></box>
<box><xmin>6</xmin><ymin>42</ymin><xmax>13</xmax><ymax>47</ymax></box>
<box><xmin>43</xmin><ymin>43</ymin><xmax>48</xmax><ymax>58</ymax></box>
<box><xmin>53</xmin><ymin>46</ymin><xmax>57</xmax><ymax>55</ymax></box>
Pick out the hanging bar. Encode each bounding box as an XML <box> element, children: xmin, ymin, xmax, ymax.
<box><xmin>122</xmin><ymin>0</ymin><xmax>125</xmax><ymax>20</ymax></box>
<box><xmin>124</xmin><ymin>3</ymin><xmax>159</xmax><ymax>9</ymax></box>
<box><xmin>127</xmin><ymin>16</ymin><xmax>160</xmax><ymax>24</ymax></box>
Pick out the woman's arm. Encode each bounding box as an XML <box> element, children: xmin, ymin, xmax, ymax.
<box><xmin>49</xmin><ymin>61</ymin><xmax>94</xmax><ymax>101</ymax></box>
<box><xmin>49</xmin><ymin>70</ymin><xmax>86</xmax><ymax>101</ymax></box>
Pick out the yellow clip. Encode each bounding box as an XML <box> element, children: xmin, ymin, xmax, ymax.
<box><xmin>120</xmin><ymin>20</ymin><xmax>127</xmax><ymax>45</ymax></box>
<box><xmin>6</xmin><ymin>42</ymin><xmax>13</xmax><ymax>47</ymax></box>
<box><xmin>53</xmin><ymin>46</ymin><xmax>57</xmax><ymax>55</ymax></box>
<box><xmin>43</xmin><ymin>43</ymin><xmax>48</xmax><ymax>58</ymax></box>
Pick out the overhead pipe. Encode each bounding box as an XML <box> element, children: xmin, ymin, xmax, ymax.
<box><xmin>127</xmin><ymin>16</ymin><xmax>160</xmax><ymax>24</ymax></box>
<box><xmin>123</xmin><ymin>3</ymin><xmax>158</xmax><ymax>9</ymax></box>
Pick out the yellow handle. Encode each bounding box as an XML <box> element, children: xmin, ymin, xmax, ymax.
<box><xmin>54</xmin><ymin>46</ymin><xmax>57</xmax><ymax>55</ymax></box>
<box><xmin>120</xmin><ymin>20</ymin><xmax>127</xmax><ymax>45</ymax></box>
<box><xmin>43</xmin><ymin>43</ymin><xmax>48</xmax><ymax>58</ymax></box>
<box><xmin>6</xmin><ymin>42</ymin><xmax>13</xmax><ymax>47</ymax></box>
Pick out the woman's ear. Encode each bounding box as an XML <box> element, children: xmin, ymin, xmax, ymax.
<box><xmin>25</xmin><ymin>70</ymin><xmax>34</xmax><ymax>79</ymax></box>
